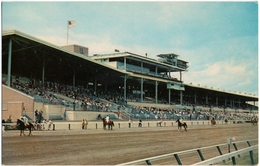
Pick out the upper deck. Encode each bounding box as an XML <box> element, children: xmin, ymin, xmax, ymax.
<box><xmin>91</xmin><ymin>51</ymin><xmax>189</xmax><ymax>81</ymax></box>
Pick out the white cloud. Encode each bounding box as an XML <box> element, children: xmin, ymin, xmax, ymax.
<box><xmin>183</xmin><ymin>60</ymin><xmax>255</xmax><ymax>94</ymax></box>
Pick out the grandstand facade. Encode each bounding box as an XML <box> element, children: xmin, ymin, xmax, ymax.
<box><xmin>2</xmin><ymin>30</ymin><xmax>258</xmax><ymax>121</ymax></box>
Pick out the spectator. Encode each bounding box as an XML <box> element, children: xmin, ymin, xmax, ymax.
<box><xmin>64</xmin><ymin>110</ymin><xmax>66</xmax><ymax>121</ymax></box>
<box><xmin>82</xmin><ymin>119</ymin><xmax>85</xmax><ymax>129</ymax></box>
<box><xmin>35</xmin><ymin>110</ymin><xmax>38</xmax><ymax>120</ymax></box>
<box><xmin>38</xmin><ymin>110</ymin><xmax>43</xmax><ymax>123</ymax></box>
<box><xmin>42</xmin><ymin>119</ymin><xmax>47</xmax><ymax>130</ymax></box>
<box><xmin>84</xmin><ymin>119</ymin><xmax>88</xmax><ymax>129</ymax></box>
<box><xmin>138</xmin><ymin>120</ymin><xmax>142</xmax><ymax>127</ymax></box>
<box><xmin>22</xmin><ymin>107</ymin><xmax>26</xmax><ymax>116</ymax></box>
<box><xmin>48</xmin><ymin>119</ymin><xmax>53</xmax><ymax>130</ymax></box>
<box><xmin>2</xmin><ymin>119</ymin><xmax>6</xmax><ymax>132</ymax></box>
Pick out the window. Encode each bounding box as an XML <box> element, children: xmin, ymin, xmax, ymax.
<box><xmin>80</xmin><ymin>48</ymin><xmax>84</xmax><ymax>54</ymax></box>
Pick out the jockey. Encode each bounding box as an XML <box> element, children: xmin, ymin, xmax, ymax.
<box><xmin>179</xmin><ymin>118</ymin><xmax>184</xmax><ymax>124</ymax></box>
<box><xmin>106</xmin><ymin>115</ymin><xmax>109</xmax><ymax>123</ymax></box>
<box><xmin>21</xmin><ymin>116</ymin><xmax>29</xmax><ymax>126</ymax></box>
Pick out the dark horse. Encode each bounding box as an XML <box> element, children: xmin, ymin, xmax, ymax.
<box><xmin>16</xmin><ymin>119</ymin><xmax>35</xmax><ymax>136</ymax></box>
<box><xmin>176</xmin><ymin>119</ymin><xmax>188</xmax><ymax>132</ymax></box>
<box><xmin>211</xmin><ymin>118</ymin><xmax>216</xmax><ymax>126</ymax></box>
<box><xmin>224</xmin><ymin>119</ymin><xmax>228</xmax><ymax>124</ymax></box>
<box><xmin>102</xmin><ymin>118</ymin><xmax>114</xmax><ymax>130</ymax></box>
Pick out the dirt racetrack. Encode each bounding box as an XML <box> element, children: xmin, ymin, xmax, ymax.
<box><xmin>2</xmin><ymin>122</ymin><xmax>258</xmax><ymax>165</ymax></box>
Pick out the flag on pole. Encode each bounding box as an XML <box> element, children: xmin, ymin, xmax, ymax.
<box><xmin>68</xmin><ymin>20</ymin><xmax>76</xmax><ymax>29</ymax></box>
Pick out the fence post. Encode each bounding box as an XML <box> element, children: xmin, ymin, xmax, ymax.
<box><xmin>53</xmin><ymin>124</ymin><xmax>55</xmax><ymax>130</ymax></box>
<box><xmin>249</xmin><ymin>150</ymin><xmax>255</xmax><ymax>165</ymax></box>
<box><xmin>247</xmin><ymin>141</ymin><xmax>251</xmax><ymax>147</ymax></box>
<box><xmin>174</xmin><ymin>154</ymin><xmax>182</xmax><ymax>165</ymax></box>
<box><xmin>231</xmin><ymin>156</ymin><xmax>236</xmax><ymax>165</ymax></box>
<box><xmin>197</xmin><ymin>149</ymin><xmax>205</xmax><ymax>161</ymax></box>
<box><xmin>96</xmin><ymin>123</ymin><xmax>98</xmax><ymax>129</ymax></box>
<box><xmin>118</xmin><ymin>123</ymin><xmax>120</xmax><ymax>129</ymax></box>
<box><xmin>145</xmin><ymin>160</ymin><xmax>152</xmax><ymax>165</ymax></box>
<box><xmin>216</xmin><ymin>146</ymin><xmax>226</xmax><ymax>163</ymax></box>
<box><xmin>68</xmin><ymin>124</ymin><xmax>70</xmax><ymax>130</ymax></box>
<box><xmin>148</xmin><ymin>123</ymin><xmax>150</xmax><ymax>127</ymax></box>
<box><xmin>233</xmin><ymin>143</ymin><xmax>241</xmax><ymax>158</ymax></box>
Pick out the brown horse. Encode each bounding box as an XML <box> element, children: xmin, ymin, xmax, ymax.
<box><xmin>211</xmin><ymin>118</ymin><xmax>216</xmax><ymax>126</ymax></box>
<box><xmin>102</xmin><ymin>118</ymin><xmax>114</xmax><ymax>130</ymax></box>
<box><xmin>16</xmin><ymin>119</ymin><xmax>35</xmax><ymax>136</ymax></box>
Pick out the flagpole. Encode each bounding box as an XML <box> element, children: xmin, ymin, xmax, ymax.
<box><xmin>67</xmin><ymin>21</ymin><xmax>69</xmax><ymax>45</ymax></box>
<box><xmin>67</xmin><ymin>20</ymin><xmax>75</xmax><ymax>45</ymax></box>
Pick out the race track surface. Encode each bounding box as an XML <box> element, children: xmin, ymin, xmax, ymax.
<box><xmin>2</xmin><ymin>122</ymin><xmax>258</xmax><ymax>165</ymax></box>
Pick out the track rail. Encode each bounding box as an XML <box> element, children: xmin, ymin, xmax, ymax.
<box><xmin>116</xmin><ymin>139</ymin><xmax>258</xmax><ymax>165</ymax></box>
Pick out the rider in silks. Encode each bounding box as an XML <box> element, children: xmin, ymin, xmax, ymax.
<box><xmin>21</xmin><ymin>116</ymin><xmax>29</xmax><ymax>126</ymax></box>
<box><xmin>179</xmin><ymin>117</ymin><xmax>184</xmax><ymax>124</ymax></box>
<box><xmin>106</xmin><ymin>115</ymin><xmax>109</xmax><ymax>123</ymax></box>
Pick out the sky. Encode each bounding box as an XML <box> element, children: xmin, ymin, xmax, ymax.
<box><xmin>1</xmin><ymin>1</ymin><xmax>258</xmax><ymax>98</ymax></box>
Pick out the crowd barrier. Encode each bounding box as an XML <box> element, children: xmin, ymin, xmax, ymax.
<box><xmin>2</xmin><ymin>119</ymin><xmax>250</xmax><ymax>131</ymax></box>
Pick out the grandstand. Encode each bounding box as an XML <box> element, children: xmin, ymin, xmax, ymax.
<box><xmin>2</xmin><ymin>30</ymin><xmax>258</xmax><ymax>122</ymax></box>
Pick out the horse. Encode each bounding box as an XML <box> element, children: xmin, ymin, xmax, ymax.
<box><xmin>224</xmin><ymin>119</ymin><xmax>228</xmax><ymax>124</ymax></box>
<box><xmin>176</xmin><ymin>119</ymin><xmax>188</xmax><ymax>132</ymax></box>
<box><xmin>102</xmin><ymin>118</ymin><xmax>114</xmax><ymax>130</ymax></box>
<box><xmin>16</xmin><ymin>119</ymin><xmax>35</xmax><ymax>136</ymax></box>
<box><xmin>251</xmin><ymin>117</ymin><xmax>258</xmax><ymax>125</ymax></box>
<box><xmin>211</xmin><ymin>118</ymin><xmax>216</xmax><ymax>126</ymax></box>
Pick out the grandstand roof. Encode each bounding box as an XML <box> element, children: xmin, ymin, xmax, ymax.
<box><xmin>2</xmin><ymin>30</ymin><xmax>128</xmax><ymax>84</ymax></box>
<box><xmin>184</xmin><ymin>83</ymin><xmax>258</xmax><ymax>101</ymax></box>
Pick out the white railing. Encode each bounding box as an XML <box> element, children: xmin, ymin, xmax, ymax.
<box><xmin>192</xmin><ymin>145</ymin><xmax>258</xmax><ymax>165</ymax></box>
<box><xmin>116</xmin><ymin>139</ymin><xmax>258</xmax><ymax>165</ymax></box>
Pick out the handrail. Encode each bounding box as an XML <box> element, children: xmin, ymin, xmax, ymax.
<box><xmin>116</xmin><ymin>139</ymin><xmax>258</xmax><ymax>165</ymax></box>
<box><xmin>191</xmin><ymin>145</ymin><xmax>258</xmax><ymax>165</ymax></box>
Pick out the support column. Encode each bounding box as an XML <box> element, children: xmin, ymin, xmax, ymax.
<box><xmin>124</xmin><ymin>57</ymin><xmax>126</xmax><ymax>71</ymax></box>
<box><xmin>140</xmin><ymin>78</ymin><xmax>144</xmax><ymax>103</ymax></box>
<box><xmin>168</xmin><ymin>89</ymin><xmax>171</xmax><ymax>105</ymax></box>
<box><xmin>7</xmin><ymin>38</ymin><xmax>12</xmax><ymax>87</ymax></box>
<box><xmin>180</xmin><ymin>71</ymin><xmax>182</xmax><ymax>81</ymax></box>
<box><xmin>124</xmin><ymin>75</ymin><xmax>128</xmax><ymax>102</ymax></box>
<box><xmin>94</xmin><ymin>76</ymin><xmax>97</xmax><ymax>93</ymax></box>
<box><xmin>73</xmin><ymin>68</ymin><xmax>76</xmax><ymax>89</ymax></box>
<box><xmin>141</xmin><ymin>61</ymin><xmax>143</xmax><ymax>73</ymax></box>
<box><xmin>180</xmin><ymin>91</ymin><xmax>183</xmax><ymax>105</ymax></box>
<box><xmin>194</xmin><ymin>92</ymin><xmax>197</xmax><ymax>104</ymax></box>
<box><xmin>105</xmin><ymin>82</ymin><xmax>107</xmax><ymax>92</ymax></box>
<box><xmin>42</xmin><ymin>53</ymin><xmax>45</xmax><ymax>87</ymax></box>
<box><xmin>155</xmin><ymin>81</ymin><xmax>159</xmax><ymax>104</ymax></box>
